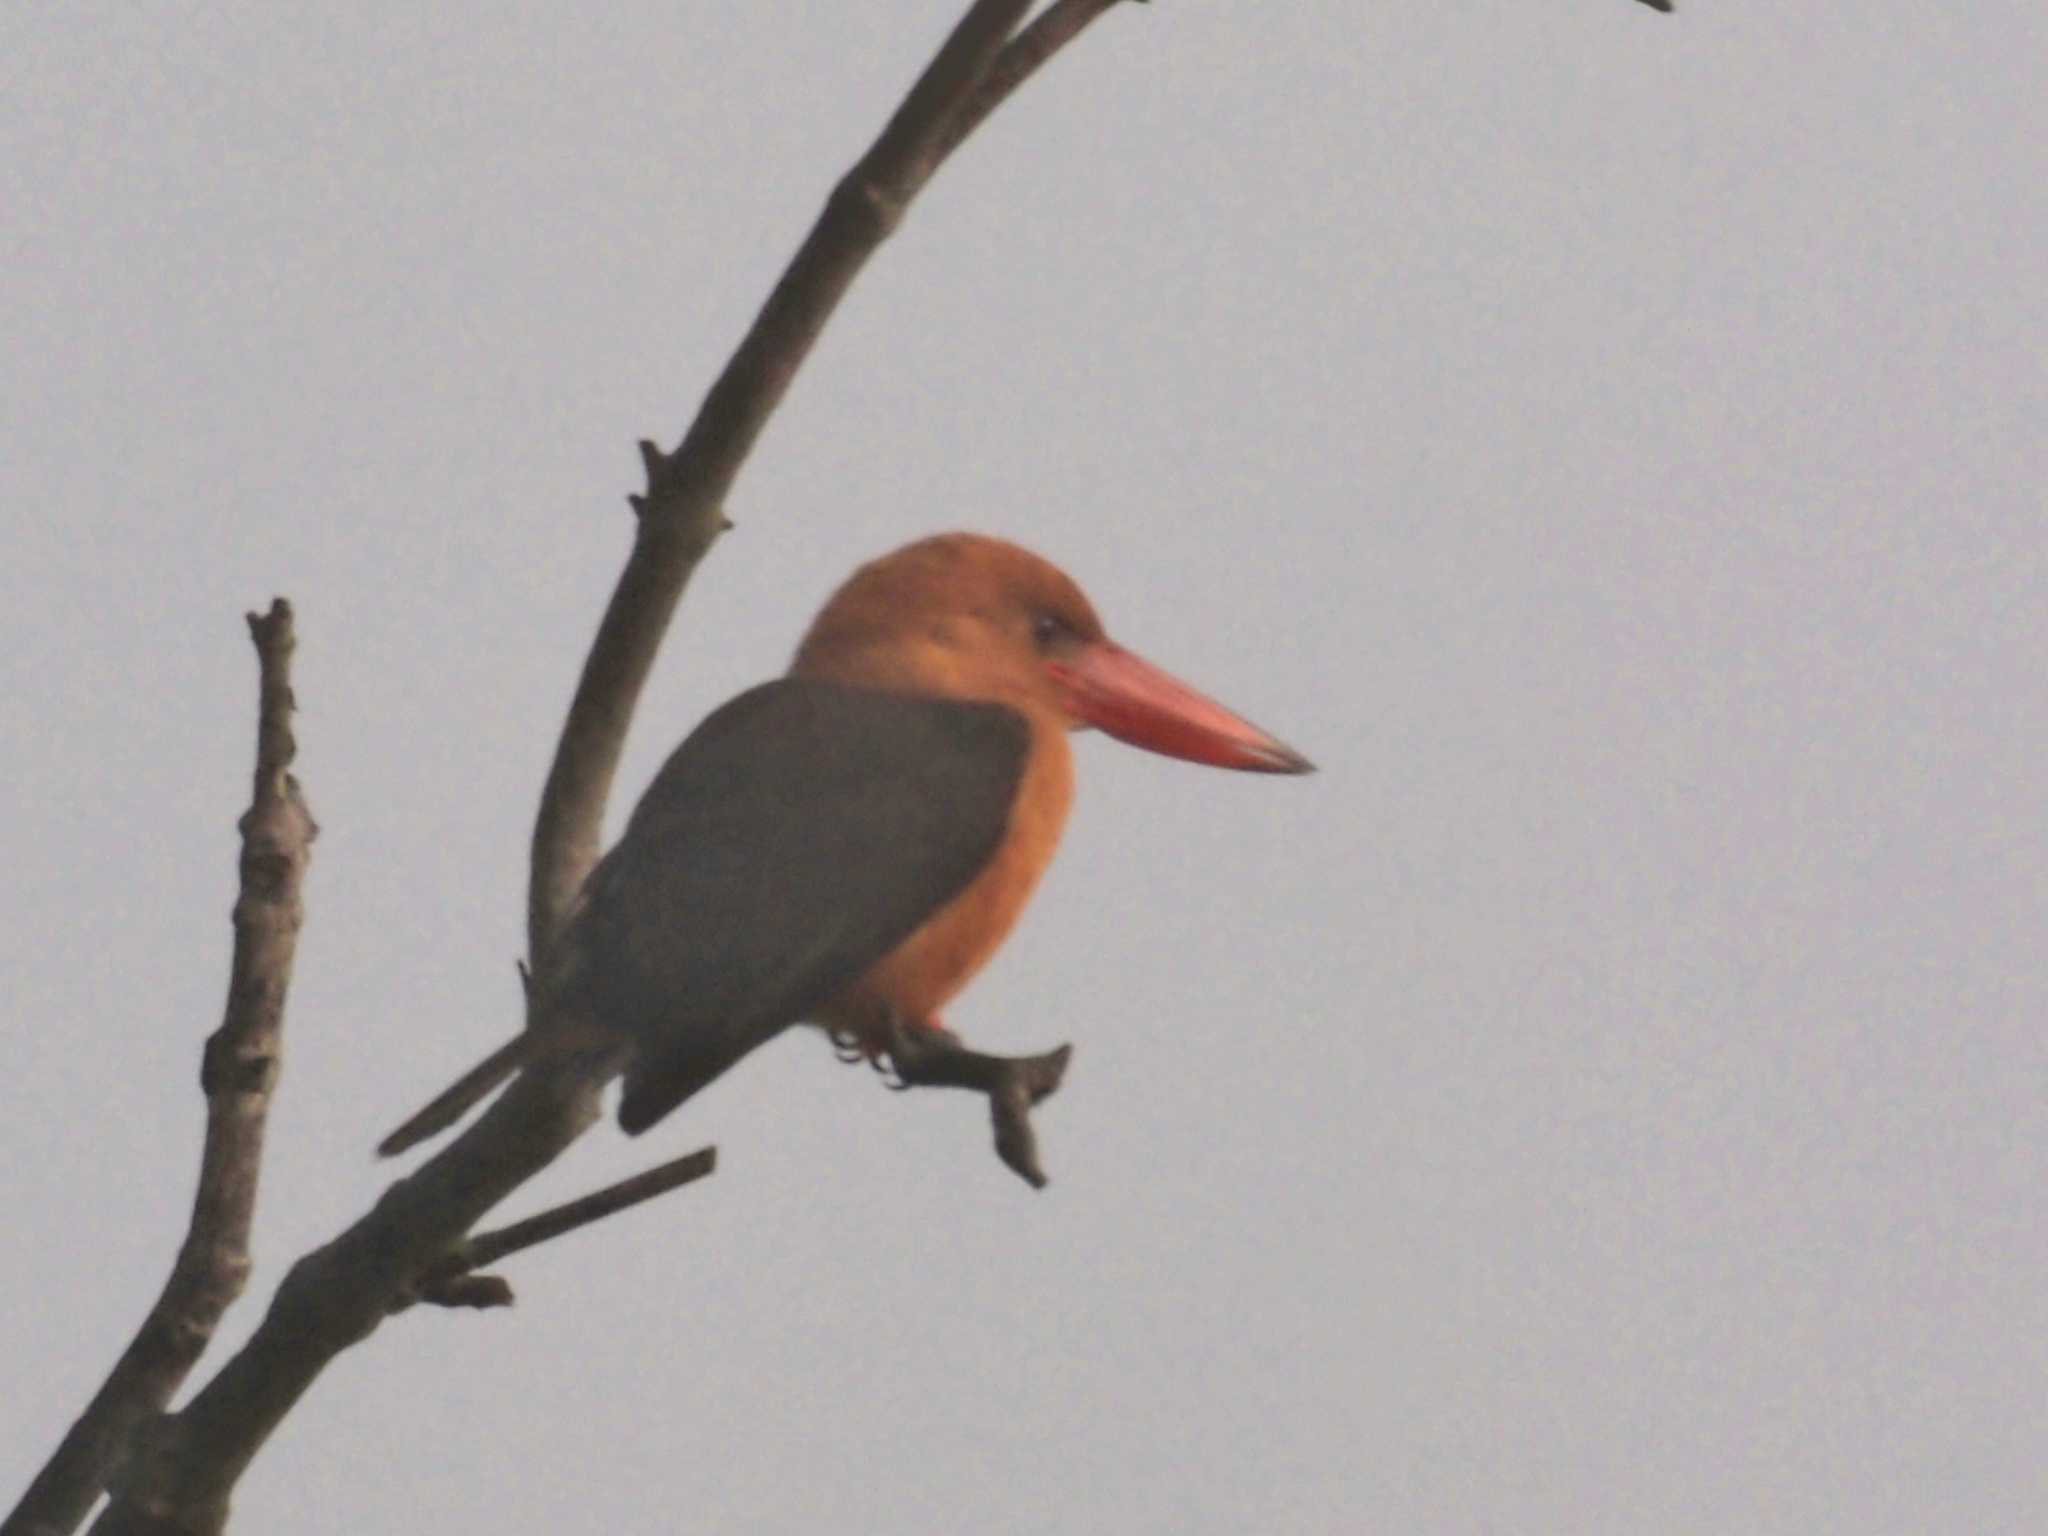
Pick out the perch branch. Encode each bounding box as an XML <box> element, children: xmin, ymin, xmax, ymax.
<box><xmin>884</xmin><ymin>1020</ymin><xmax>1074</xmax><ymax>1190</ymax></box>
<box><xmin>4</xmin><ymin>602</ymin><xmax>316</xmax><ymax>1536</ymax></box>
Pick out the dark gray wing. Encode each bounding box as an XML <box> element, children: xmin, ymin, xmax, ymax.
<box><xmin>568</xmin><ymin>678</ymin><xmax>1030</xmax><ymax>1134</ymax></box>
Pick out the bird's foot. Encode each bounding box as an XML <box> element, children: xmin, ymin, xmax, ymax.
<box><xmin>830</xmin><ymin>1021</ymin><xmax>961</xmax><ymax>1086</ymax></box>
<box><xmin>882</xmin><ymin>1012</ymin><xmax>1073</xmax><ymax>1190</ymax></box>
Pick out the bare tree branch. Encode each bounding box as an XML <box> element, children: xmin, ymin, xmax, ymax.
<box><xmin>78</xmin><ymin>8</ymin><xmax>1131</xmax><ymax>1532</ymax></box>
<box><xmin>4</xmin><ymin>603</ymin><xmax>315</xmax><ymax>1536</ymax></box>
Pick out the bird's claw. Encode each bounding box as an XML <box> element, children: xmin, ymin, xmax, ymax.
<box><xmin>829</xmin><ymin>1024</ymin><xmax>919</xmax><ymax>1087</ymax></box>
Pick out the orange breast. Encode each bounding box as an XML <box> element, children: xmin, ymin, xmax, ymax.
<box><xmin>819</xmin><ymin>714</ymin><xmax>1073</xmax><ymax>1043</ymax></box>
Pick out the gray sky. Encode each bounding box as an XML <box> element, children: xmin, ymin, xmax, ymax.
<box><xmin>5</xmin><ymin>4</ymin><xmax>2043</xmax><ymax>1532</ymax></box>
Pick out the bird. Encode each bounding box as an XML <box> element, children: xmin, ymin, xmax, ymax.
<box><xmin>377</xmin><ymin>532</ymin><xmax>1311</xmax><ymax>1171</ymax></box>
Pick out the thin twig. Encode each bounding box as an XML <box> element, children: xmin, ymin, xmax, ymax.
<box><xmin>940</xmin><ymin>0</ymin><xmax>1136</xmax><ymax>162</ymax></box>
<box><xmin>465</xmin><ymin>1146</ymin><xmax>719</xmax><ymax>1269</ymax></box>
<box><xmin>403</xmin><ymin>1147</ymin><xmax>718</xmax><ymax>1310</ymax></box>
<box><xmin>4</xmin><ymin>603</ymin><xmax>315</xmax><ymax>1536</ymax></box>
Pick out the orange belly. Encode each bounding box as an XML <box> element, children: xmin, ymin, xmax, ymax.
<box><xmin>819</xmin><ymin>719</ymin><xmax>1073</xmax><ymax>1044</ymax></box>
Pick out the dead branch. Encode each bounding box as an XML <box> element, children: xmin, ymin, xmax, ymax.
<box><xmin>3</xmin><ymin>603</ymin><xmax>315</xmax><ymax>1536</ymax></box>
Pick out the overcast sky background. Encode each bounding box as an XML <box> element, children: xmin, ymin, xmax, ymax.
<box><xmin>5</xmin><ymin>4</ymin><xmax>2043</xmax><ymax>1532</ymax></box>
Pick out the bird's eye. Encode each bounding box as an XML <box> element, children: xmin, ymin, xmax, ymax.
<box><xmin>1031</xmin><ymin>613</ymin><xmax>1066</xmax><ymax>651</ymax></box>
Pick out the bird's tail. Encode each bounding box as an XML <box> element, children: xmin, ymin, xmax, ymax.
<box><xmin>376</xmin><ymin>1031</ymin><xmax>542</xmax><ymax>1157</ymax></box>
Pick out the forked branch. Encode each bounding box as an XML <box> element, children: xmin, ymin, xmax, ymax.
<box><xmin>67</xmin><ymin>8</ymin><xmax>1139</xmax><ymax>1534</ymax></box>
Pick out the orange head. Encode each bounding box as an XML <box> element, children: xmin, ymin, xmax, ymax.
<box><xmin>790</xmin><ymin>532</ymin><xmax>1313</xmax><ymax>773</ymax></box>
